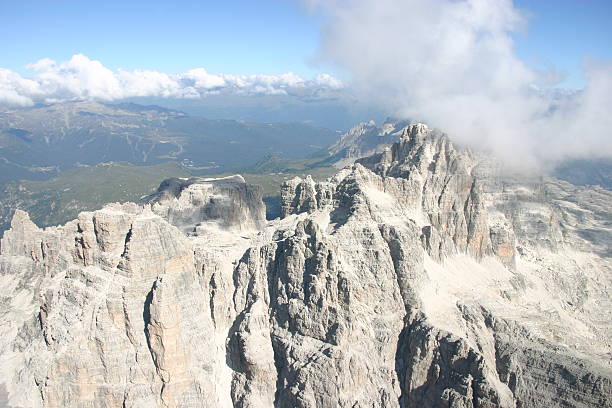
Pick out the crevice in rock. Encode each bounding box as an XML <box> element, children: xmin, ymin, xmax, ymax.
<box><xmin>208</xmin><ymin>272</ymin><xmax>217</xmax><ymax>328</ymax></box>
<box><xmin>120</xmin><ymin>223</ymin><xmax>133</xmax><ymax>258</ymax></box>
<box><xmin>395</xmin><ymin>324</ymin><xmax>410</xmax><ymax>408</ymax></box>
<box><xmin>142</xmin><ymin>280</ymin><xmax>156</xmax><ymax>362</ymax></box>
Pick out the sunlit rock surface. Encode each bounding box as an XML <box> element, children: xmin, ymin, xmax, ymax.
<box><xmin>0</xmin><ymin>124</ymin><xmax>610</xmax><ymax>407</ymax></box>
<box><xmin>323</xmin><ymin>119</ymin><xmax>411</xmax><ymax>169</ymax></box>
<box><xmin>142</xmin><ymin>175</ymin><xmax>266</xmax><ymax>234</ymax></box>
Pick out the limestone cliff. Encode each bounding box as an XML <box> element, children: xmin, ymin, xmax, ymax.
<box><xmin>0</xmin><ymin>125</ymin><xmax>610</xmax><ymax>407</ymax></box>
<box><xmin>142</xmin><ymin>175</ymin><xmax>266</xmax><ymax>234</ymax></box>
<box><xmin>324</xmin><ymin>119</ymin><xmax>410</xmax><ymax>168</ymax></box>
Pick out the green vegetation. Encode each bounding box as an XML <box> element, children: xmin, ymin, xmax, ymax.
<box><xmin>0</xmin><ymin>162</ymin><xmax>190</xmax><ymax>232</ymax></box>
<box><xmin>0</xmin><ymin>157</ymin><xmax>337</xmax><ymax>233</ymax></box>
<box><xmin>0</xmin><ymin>102</ymin><xmax>343</xmax><ymax>234</ymax></box>
<box><xmin>0</xmin><ymin>102</ymin><xmax>339</xmax><ymax>186</ymax></box>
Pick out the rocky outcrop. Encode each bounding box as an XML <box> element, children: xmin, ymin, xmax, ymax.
<box><xmin>324</xmin><ymin>119</ymin><xmax>410</xmax><ymax>168</ymax></box>
<box><xmin>0</xmin><ymin>124</ymin><xmax>610</xmax><ymax>407</ymax></box>
<box><xmin>142</xmin><ymin>175</ymin><xmax>266</xmax><ymax>234</ymax></box>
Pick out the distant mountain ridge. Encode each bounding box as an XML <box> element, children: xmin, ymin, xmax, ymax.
<box><xmin>321</xmin><ymin>119</ymin><xmax>410</xmax><ymax>168</ymax></box>
<box><xmin>553</xmin><ymin>158</ymin><xmax>612</xmax><ymax>189</ymax></box>
<box><xmin>322</xmin><ymin>119</ymin><xmax>612</xmax><ymax>191</ymax></box>
<box><xmin>0</xmin><ymin>101</ymin><xmax>339</xmax><ymax>187</ymax></box>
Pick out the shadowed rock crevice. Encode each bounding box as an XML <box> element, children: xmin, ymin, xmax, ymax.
<box><xmin>0</xmin><ymin>123</ymin><xmax>610</xmax><ymax>407</ymax></box>
<box><xmin>143</xmin><ymin>281</ymin><xmax>156</xmax><ymax>351</ymax></box>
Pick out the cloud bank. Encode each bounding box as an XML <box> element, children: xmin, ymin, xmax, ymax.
<box><xmin>0</xmin><ymin>54</ymin><xmax>343</xmax><ymax>108</ymax></box>
<box><xmin>311</xmin><ymin>0</ymin><xmax>612</xmax><ymax>167</ymax></box>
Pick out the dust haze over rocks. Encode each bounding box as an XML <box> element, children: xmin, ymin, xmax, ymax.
<box><xmin>308</xmin><ymin>0</ymin><xmax>612</xmax><ymax>169</ymax></box>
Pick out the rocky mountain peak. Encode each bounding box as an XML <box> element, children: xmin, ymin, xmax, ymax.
<box><xmin>0</xmin><ymin>125</ymin><xmax>610</xmax><ymax>407</ymax></box>
<box><xmin>141</xmin><ymin>175</ymin><xmax>266</xmax><ymax>234</ymax></box>
<box><xmin>356</xmin><ymin>122</ymin><xmax>468</xmax><ymax>177</ymax></box>
<box><xmin>325</xmin><ymin>119</ymin><xmax>411</xmax><ymax>168</ymax></box>
<box><xmin>283</xmin><ymin>123</ymin><xmax>498</xmax><ymax>262</ymax></box>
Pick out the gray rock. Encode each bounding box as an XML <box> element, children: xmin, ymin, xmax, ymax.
<box><xmin>0</xmin><ymin>123</ymin><xmax>610</xmax><ymax>407</ymax></box>
<box><xmin>142</xmin><ymin>175</ymin><xmax>266</xmax><ymax>235</ymax></box>
<box><xmin>323</xmin><ymin>119</ymin><xmax>410</xmax><ymax>169</ymax></box>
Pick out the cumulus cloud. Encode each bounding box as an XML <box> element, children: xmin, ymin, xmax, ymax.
<box><xmin>0</xmin><ymin>68</ymin><xmax>43</xmax><ymax>106</ymax></box>
<box><xmin>0</xmin><ymin>54</ymin><xmax>343</xmax><ymax>107</ymax></box>
<box><xmin>310</xmin><ymin>0</ymin><xmax>612</xmax><ymax>168</ymax></box>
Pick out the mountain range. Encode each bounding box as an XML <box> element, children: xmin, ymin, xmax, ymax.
<box><xmin>0</xmin><ymin>123</ymin><xmax>609</xmax><ymax>407</ymax></box>
<box><xmin>321</xmin><ymin>119</ymin><xmax>612</xmax><ymax>188</ymax></box>
<box><xmin>0</xmin><ymin>101</ymin><xmax>339</xmax><ymax>187</ymax></box>
<box><xmin>1</xmin><ymin>109</ymin><xmax>611</xmax><ymax>238</ymax></box>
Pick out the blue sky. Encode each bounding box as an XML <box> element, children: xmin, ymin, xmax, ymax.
<box><xmin>513</xmin><ymin>0</ymin><xmax>612</xmax><ymax>88</ymax></box>
<box><xmin>0</xmin><ymin>0</ymin><xmax>323</xmax><ymax>76</ymax></box>
<box><xmin>0</xmin><ymin>0</ymin><xmax>610</xmax><ymax>88</ymax></box>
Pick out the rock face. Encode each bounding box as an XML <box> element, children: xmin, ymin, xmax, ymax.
<box><xmin>324</xmin><ymin>119</ymin><xmax>410</xmax><ymax>168</ymax></box>
<box><xmin>142</xmin><ymin>175</ymin><xmax>266</xmax><ymax>234</ymax></box>
<box><xmin>1</xmin><ymin>124</ymin><xmax>610</xmax><ymax>408</ymax></box>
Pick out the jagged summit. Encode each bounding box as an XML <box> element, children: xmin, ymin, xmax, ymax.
<box><xmin>0</xmin><ymin>125</ymin><xmax>610</xmax><ymax>407</ymax></box>
<box><xmin>324</xmin><ymin>118</ymin><xmax>411</xmax><ymax>168</ymax></box>
<box><xmin>139</xmin><ymin>175</ymin><xmax>266</xmax><ymax>235</ymax></box>
<box><xmin>141</xmin><ymin>175</ymin><xmax>266</xmax><ymax>234</ymax></box>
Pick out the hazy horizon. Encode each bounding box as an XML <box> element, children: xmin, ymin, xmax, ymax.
<box><xmin>1</xmin><ymin>0</ymin><xmax>611</xmax><ymax>167</ymax></box>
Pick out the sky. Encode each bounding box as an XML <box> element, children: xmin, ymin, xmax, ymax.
<box><xmin>0</xmin><ymin>0</ymin><xmax>610</xmax><ymax>88</ymax></box>
<box><xmin>513</xmin><ymin>0</ymin><xmax>612</xmax><ymax>88</ymax></box>
<box><xmin>0</xmin><ymin>0</ymin><xmax>323</xmax><ymax>77</ymax></box>
<box><xmin>0</xmin><ymin>0</ymin><xmax>610</xmax><ymax>167</ymax></box>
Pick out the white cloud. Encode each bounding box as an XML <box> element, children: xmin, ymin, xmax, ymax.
<box><xmin>0</xmin><ymin>68</ymin><xmax>43</xmax><ymax>106</ymax></box>
<box><xmin>28</xmin><ymin>54</ymin><xmax>124</xmax><ymax>101</ymax></box>
<box><xmin>183</xmin><ymin>68</ymin><xmax>226</xmax><ymax>90</ymax></box>
<box><xmin>312</xmin><ymin>73</ymin><xmax>344</xmax><ymax>89</ymax></box>
<box><xmin>0</xmin><ymin>54</ymin><xmax>344</xmax><ymax>107</ymax></box>
<box><xmin>310</xmin><ymin>0</ymin><xmax>612</xmax><ymax>168</ymax></box>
